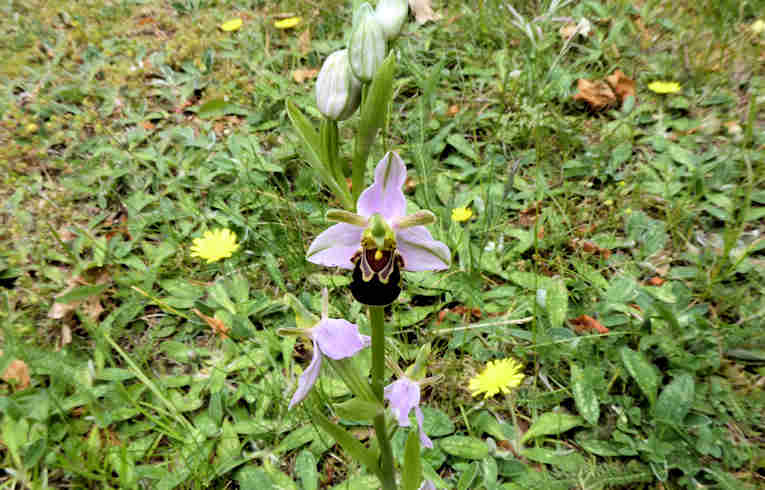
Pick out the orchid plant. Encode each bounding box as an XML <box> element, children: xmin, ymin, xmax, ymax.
<box><xmin>282</xmin><ymin>3</ymin><xmax>447</xmax><ymax>488</ymax></box>
<box><xmin>282</xmin><ymin>152</ymin><xmax>448</xmax><ymax>490</ymax></box>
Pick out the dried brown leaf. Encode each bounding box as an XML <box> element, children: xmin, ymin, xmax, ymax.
<box><xmin>409</xmin><ymin>0</ymin><xmax>440</xmax><ymax>24</ymax></box>
<box><xmin>292</xmin><ymin>67</ymin><xmax>319</xmax><ymax>84</ymax></box>
<box><xmin>298</xmin><ymin>28</ymin><xmax>312</xmax><ymax>55</ymax></box>
<box><xmin>2</xmin><ymin>359</ymin><xmax>30</xmax><ymax>390</ymax></box>
<box><xmin>572</xmin><ymin>78</ymin><xmax>617</xmax><ymax>111</ymax></box>
<box><xmin>605</xmin><ymin>69</ymin><xmax>636</xmax><ymax>103</ymax></box>
<box><xmin>570</xmin><ymin>314</ymin><xmax>609</xmax><ymax>334</ymax></box>
<box><xmin>559</xmin><ymin>23</ymin><xmax>579</xmax><ymax>39</ymax></box>
<box><xmin>193</xmin><ymin>308</ymin><xmax>229</xmax><ymax>339</ymax></box>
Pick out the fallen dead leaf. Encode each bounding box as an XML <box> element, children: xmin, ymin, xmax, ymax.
<box><xmin>292</xmin><ymin>67</ymin><xmax>319</xmax><ymax>84</ymax></box>
<box><xmin>193</xmin><ymin>308</ymin><xmax>229</xmax><ymax>339</ymax></box>
<box><xmin>298</xmin><ymin>27</ymin><xmax>312</xmax><ymax>55</ymax></box>
<box><xmin>409</xmin><ymin>0</ymin><xmax>440</xmax><ymax>24</ymax></box>
<box><xmin>2</xmin><ymin>359</ymin><xmax>30</xmax><ymax>390</ymax></box>
<box><xmin>447</xmin><ymin>104</ymin><xmax>460</xmax><ymax>117</ymax></box>
<box><xmin>570</xmin><ymin>314</ymin><xmax>609</xmax><ymax>334</ymax></box>
<box><xmin>570</xmin><ymin>238</ymin><xmax>612</xmax><ymax>259</ymax></box>
<box><xmin>61</xmin><ymin>325</ymin><xmax>72</xmax><ymax>348</ymax></box>
<box><xmin>48</xmin><ymin>269</ymin><xmax>110</xmax><ymax>322</ymax></box>
<box><xmin>559</xmin><ymin>23</ymin><xmax>579</xmax><ymax>39</ymax></box>
<box><xmin>646</xmin><ymin>277</ymin><xmax>664</xmax><ymax>286</ymax></box>
<box><xmin>605</xmin><ymin>69</ymin><xmax>636</xmax><ymax>103</ymax></box>
<box><xmin>573</xmin><ymin>78</ymin><xmax>617</xmax><ymax>111</ymax></box>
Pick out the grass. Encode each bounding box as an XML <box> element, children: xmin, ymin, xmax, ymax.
<box><xmin>1</xmin><ymin>0</ymin><xmax>764</xmax><ymax>488</ymax></box>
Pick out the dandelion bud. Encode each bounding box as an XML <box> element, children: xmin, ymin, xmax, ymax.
<box><xmin>348</xmin><ymin>3</ymin><xmax>386</xmax><ymax>82</ymax></box>
<box><xmin>315</xmin><ymin>49</ymin><xmax>362</xmax><ymax>120</ymax></box>
<box><xmin>374</xmin><ymin>0</ymin><xmax>408</xmax><ymax>40</ymax></box>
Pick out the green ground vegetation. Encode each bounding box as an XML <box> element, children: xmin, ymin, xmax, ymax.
<box><xmin>1</xmin><ymin>0</ymin><xmax>764</xmax><ymax>488</ymax></box>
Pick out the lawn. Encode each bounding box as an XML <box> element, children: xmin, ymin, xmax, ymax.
<box><xmin>1</xmin><ymin>0</ymin><xmax>764</xmax><ymax>488</ymax></box>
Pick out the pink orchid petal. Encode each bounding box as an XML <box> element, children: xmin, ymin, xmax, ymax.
<box><xmin>288</xmin><ymin>339</ymin><xmax>322</xmax><ymax>409</ymax></box>
<box><xmin>415</xmin><ymin>406</ymin><xmax>433</xmax><ymax>449</ymax></box>
<box><xmin>306</xmin><ymin>223</ymin><xmax>363</xmax><ymax>269</ymax></box>
<box><xmin>397</xmin><ymin>226</ymin><xmax>451</xmax><ymax>271</ymax></box>
<box><xmin>383</xmin><ymin>377</ymin><xmax>420</xmax><ymax>427</ymax></box>
<box><xmin>357</xmin><ymin>152</ymin><xmax>407</xmax><ymax>220</ymax></box>
<box><xmin>314</xmin><ymin>318</ymin><xmax>371</xmax><ymax>360</ymax></box>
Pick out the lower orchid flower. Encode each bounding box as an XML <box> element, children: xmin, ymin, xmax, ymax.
<box><xmin>383</xmin><ymin>376</ymin><xmax>433</xmax><ymax>448</ymax></box>
<box><xmin>306</xmin><ymin>151</ymin><xmax>451</xmax><ymax>305</ymax></box>
<box><xmin>282</xmin><ymin>289</ymin><xmax>371</xmax><ymax>409</ymax></box>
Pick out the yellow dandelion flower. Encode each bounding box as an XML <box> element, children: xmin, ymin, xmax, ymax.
<box><xmin>219</xmin><ymin>18</ymin><xmax>243</xmax><ymax>32</ymax></box>
<box><xmin>647</xmin><ymin>81</ymin><xmax>681</xmax><ymax>94</ymax></box>
<box><xmin>469</xmin><ymin>358</ymin><xmax>525</xmax><ymax>399</ymax></box>
<box><xmin>752</xmin><ymin>19</ymin><xmax>765</xmax><ymax>34</ymax></box>
<box><xmin>190</xmin><ymin>229</ymin><xmax>240</xmax><ymax>263</ymax></box>
<box><xmin>451</xmin><ymin>207</ymin><xmax>473</xmax><ymax>223</ymax></box>
<box><xmin>274</xmin><ymin>17</ymin><xmax>301</xmax><ymax>29</ymax></box>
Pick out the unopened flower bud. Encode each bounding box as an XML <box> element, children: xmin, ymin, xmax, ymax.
<box><xmin>348</xmin><ymin>3</ymin><xmax>386</xmax><ymax>82</ymax></box>
<box><xmin>374</xmin><ymin>0</ymin><xmax>408</xmax><ymax>40</ymax></box>
<box><xmin>315</xmin><ymin>49</ymin><xmax>362</xmax><ymax>120</ymax></box>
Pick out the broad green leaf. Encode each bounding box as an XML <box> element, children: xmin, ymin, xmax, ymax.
<box><xmin>209</xmin><ymin>281</ymin><xmax>237</xmax><ymax>315</ymax></box>
<box><xmin>335</xmin><ymin>398</ymin><xmax>383</xmax><ymax>422</ymax></box>
<box><xmin>329</xmin><ymin>475</ymin><xmax>380</xmax><ymax>490</ymax></box>
<box><xmin>571</xmin><ymin>364</ymin><xmax>600</xmax><ymax>425</ymax></box>
<box><xmin>480</xmin><ymin>457</ymin><xmax>499</xmax><ymax>489</ymax></box>
<box><xmin>401</xmin><ymin>429</ymin><xmax>423</xmax><ymax>490</ymax></box>
<box><xmin>217</xmin><ymin>418</ymin><xmax>240</xmax><ymax>463</ymax></box>
<box><xmin>456</xmin><ymin>462</ymin><xmax>479</xmax><ymax>490</ymax></box>
<box><xmin>55</xmin><ymin>284</ymin><xmax>109</xmax><ymax>303</ymax></box>
<box><xmin>654</xmin><ymin>373</ymin><xmax>694</xmax><ymax>424</ymax></box>
<box><xmin>440</xmin><ymin>436</ymin><xmax>489</xmax><ymax>459</ymax></box>
<box><xmin>576</xmin><ymin>438</ymin><xmax>637</xmax><ymax>456</ymax></box>
<box><xmin>447</xmin><ymin>133</ymin><xmax>479</xmax><ymax>162</ymax></box>
<box><xmin>546</xmin><ymin>278</ymin><xmax>568</xmax><ymax>328</ymax></box>
<box><xmin>275</xmin><ymin>425</ymin><xmax>317</xmax><ymax>454</ymax></box>
<box><xmin>521</xmin><ymin>412</ymin><xmax>584</xmax><ymax>444</ymax></box>
<box><xmin>421</xmin><ymin>406</ymin><xmax>455</xmax><ymax>437</ymax></box>
<box><xmin>668</xmin><ymin>144</ymin><xmax>699</xmax><ymax>169</ymax></box>
<box><xmin>620</xmin><ymin>347</ymin><xmax>659</xmax><ymax>406</ymax></box>
<box><xmin>196</xmin><ymin>99</ymin><xmax>246</xmax><ymax>119</ymax></box>
<box><xmin>160</xmin><ymin>341</ymin><xmax>196</xmax><ymax>363</ymax></box>
<box><xmin>295</xmin><ymin>450</ymin><xmax>318</xmax><ymax>490</ymax></box>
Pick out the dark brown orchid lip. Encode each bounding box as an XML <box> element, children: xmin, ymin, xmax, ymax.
<box><xmin>350</xmin><ymin>247</ymin><xmax>404</xmax><ymax>306</ymax></box>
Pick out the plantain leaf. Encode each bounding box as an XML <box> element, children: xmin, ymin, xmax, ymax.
<box><xmin>620</xmin><ymin>347</ymin><xmax>659</xmax><ymax>406</ymax></box>
<box><xmin>522</xmin><ymin>412</ymin><xmax>584</xmax><ymax>444</ymax></box>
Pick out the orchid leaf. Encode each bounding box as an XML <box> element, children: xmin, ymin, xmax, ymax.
<box><xmin>286</xmin><ymin>100</ymin><xmax>353</xmax><ymax>209</ymax></box>
<box><xmin>334</xmin><ymin>398</ymin><xmax>382</xmax><ymax>422</ymax></box>
<box><xmin>352</xmin><ymin>54</ymin><xmax>396</xmax><ymax>202</ymax></box>
<box><xmin>310</xmin><ymin>405</ymin><xmax>381</xmax><ymax>479</ymax></box>
<box><xmin>401</xmin><ymin>429</ymin><xmax>423</xmax><ymax>490</ymax></box>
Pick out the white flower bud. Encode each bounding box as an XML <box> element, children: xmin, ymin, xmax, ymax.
<box><xmin>374</xmin><ymin>0</ymin><xmax>408</xmax><ymax>40</ymax></box>
<box><xmin>348</xmin><ymin>3</ymin><xmax>386</xmax><ymax>82</ymax></box>
<box><xmin>315</xmin><ymin>49</ymin><xmax>361</xmax><ymax>120</ymax></box>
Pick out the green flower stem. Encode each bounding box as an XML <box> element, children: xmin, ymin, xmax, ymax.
<box><xmin>369</xmin><ymin>305</ymin><xmax>396</xmax><ymax>490</ymax></box>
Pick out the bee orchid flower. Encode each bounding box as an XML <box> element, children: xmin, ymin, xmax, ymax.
<box><xmin>285</xmin><ymin>289</ymin><xmax>371</xmax><ymax>409</ymax></box>
<box><xmin>383</xmin><ymin>376</ymin><xmax>433</xmax><ymax>448</ymax></box>
<box><xmin>306</xmin><ymin>152</ymin><xmax>450</xmax><ymax>305</ymax></box>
